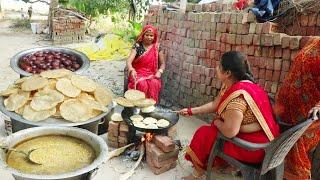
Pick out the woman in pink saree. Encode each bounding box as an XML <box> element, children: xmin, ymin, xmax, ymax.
<box><xmin>126</xmin><ymin>25</ymin><xmax>165</xmax><ymax>102</ymax></box>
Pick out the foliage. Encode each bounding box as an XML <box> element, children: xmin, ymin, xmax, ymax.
<box><xmin>113</xmin><ymin>20</ymin><xmax>142</xmax><ymax>43</ymax></box>
<box><xmin>9</xmin><ymin>19</ymin><xmax>31</xmax><ymax>29</ymax></box>
<box><xmin>131</xmin><ymin>0</ymin><xmax>150</xmax><ymax>20</ymax></box>
<box><xmin>163</xmin><ymin>0</ymin><xmax>201</xmax><ymax>3</ymax></box>
<box><xmin>66</xmin><ymin>0</ymin><xmax>130</xmax><ymax>21</ymax></box>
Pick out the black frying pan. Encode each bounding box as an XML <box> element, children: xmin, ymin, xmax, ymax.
<box><xmin>122</xmin><ymin>106</ymin><xmax>179</xmax><ymax>134</ymax></box>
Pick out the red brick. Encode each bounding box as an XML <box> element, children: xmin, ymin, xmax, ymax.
<box><xmin>317</xmin><ymin>14</ymin><xmax>320</xmax><ymax>26</ymax></box>
<box><xmin>255</xmin><ymin>23</ymin><xmax>263</xmax><ymax>34</ymax></box>
<box><xmin>262</xmin><ymin>22</ymin><xmax>277</xmax><ymax>34</ymax></box>
<box><xmin>260</xmin><ymin>34</ymin><xmax>274</xmax><ymax>46</ymax></box>
<box><xmin>261</xmin><ymin>47</ymin><xmax>268</xmax><ymax>57</ymax></box>
<box><xmin>215</xmin><ymin>32</ymin><xmax>222</xmax><ymax>41</ymax></box>
<box><xmin>236</xmin><ymin>35</ymin><xmax>242</xmax><ymax>45</ymax></box>
<box><xmin>147</xmin><ymin>151</ymin><xmax>178</xmax><ymax>168</ymax></box>
<box><xmin>224</xmin><ymin>13</ymin><xmax>231</xmax><ymax>23</ymax></box>
<box><xmin>224</xmin><ymin>43</ymin><xmax>230</xmax><ymax>51</ymax></box>
<box><xmin>282</xmin><ymin>49</ymin><xmax>291</xmax><ymax>60</ymax></box>
<box><xmin>107</xmin><ymin>133</ymin><xmax>118</xmax><ymax>142</ymax></box>
<box><xmin>119</xmin><ymin>131</ymin><xmax>127</xmax><ymax>137</ymax></box>
<box><xmin>236</xmin><ymin>13</ymin><xmax>244</xmax><ymax>24</ymax></box>
<box><xmin>247</xmin><ymin>11</ymin><xmax>256</xmax><ymax>22</ymax></box>
<box><xmin>290</xmin><ymin>50</ymin><xmax>299</xmax><ymax>61</ymax></box>
<box><xmin>230</xmin><ymin>23</ymin><xmax>238</xmax><ymax>34</ymax></box>
<box><xmin>107</xmin><ymin>140</ymin><xmax>118</xmax><ymax>148</ymax></box>
<box><xmin>154</xmin><ymin>135</ymin><xmax>175</xmax><ymax>153</ymax></box>
<box><xmin>253</xmin><ymin>35</ymin><xmax>260</xmax><ymax>46</ymax></box>
<box><xmin>280</xmin><ymin>71</ymin><xmax>287</xmax><ymax>82</ymax></box>
<box><xmin>274</xmin><ymin>59</ymin><xmax>282</xmax><ymax>71</ymax></box>
<box><xmin>264</xmin><ymin>81</ymin><xmax>272</xmax><ymax>92</ymax></box>
<box><xmin>265</xmin><ymin>69</ymin><xmax>273</xmax><ymax>81</ymax></box>
<box><xmin>299</xmin><ymin>36</ymin><xmax>314</xmax><ymax>48</ymax></box>
<box><xmin>281</xmin><ymin>60</ymin><xmax>291</xmax><ymax>72</ymax></box>
<box><xmin>289</xmin><ymin>36</ymin><xmax>301</xmax><ymax>49</ymax></box>
<box><xmin>147</xmin><ymin>156</ymin><xmax>177</xmax><ymax>175</ymax></box>
<box><xmin>271</xmin><ymin>83</ymin><xmax>278</xmax><ymax>93</ymax></box>
<box><xmin>268</xmin><ymin>47</ymin><xmax>275</xmax><ymax>58</ymax></box>
<box><xmin>242</xmin><ymin>34</ymin><xmax>253</xmax><ymax>45</ymax></box>
<box><xmin>240</xmin><ymin>24</ymin><xmax>250</xmax><ymax>34</ymax></box>
<box><xmin>281</xmin><ymin>36</ymin><xmax>291</xmax><ymax>48</ymax></box>
<box><xmin>247</xmin><ymin>46</ymin><xmax>255</xmax><ymax>56</ymax></box>
<box><xmin>274</xmin><ymin>46</ymin><xmax>282</xmax><ymax>58</ymax></box>
<box><xmin>146</xmin><ymin>141</ymin><xmax>179</xmax><ymax>162</ymax></box>
<box><xmin>220</xmin><ymin>43</ymin><xmax>226</xmax><ymax>52</ymax></box>
<box><xmin>306</xmin><ymin>27</ymin><xmax>316</xmax><ymax>36</ymax></box>
<box><xmin>300</xmin><ymin>14</ymin><xmax>309</xmax><ymax>26</ymax></box>
<box><xmin>249</xmin><ymin>23</ymin><xmax>256</xmax><ymax>34</ymax></box>
<box><xmin>230</xmin><ymin>13</ymin><xmax>237</xmax><ymax>23</ymax></box>
<box><xmin>227</xmin><ymin>34</ymin><xmax>236</xmax><ymax>44</ymax></box>
<box><xmin>215</xmin><ymin>41</ymin><xmax>221</xmax><ymax>51</ymax></box>
<box><xmin>108</xmin><ymin>121</ymin><xmax>119</xmax><ymax>136</ymax></box>
<box><xmin>217</xmin><ymin>23</ymin><xmax>227</xmax><ymax>32</ymax></box>
<box><xmin>119</xmin><ymin>122</ymin><xmax>129</xmax><ymax>132</ymax></box>
<box><xmin>266</xmin><ymin>58</ymin><xmax>274</xmax><ymax>70</ymax></box>
<box><xmin>118</xmin><ymin>136</ymin><xmax>128</xmax><ymax>144</ymax></box>
<box><xmin>308</xmin><ymin>14</ymin><xmax>317</xmax><ymax>26</ymax></box>
<box><xmin>247</xmin><ymin>56</ymin><xmax>255</xmax><ymax>66</ymax></box>
<box><xmin>258</xmin><ymin>68</ymin><xmax>266</xmax><ymax>79</ymax></box>
<box><xmin>273</xmin><ymin>33</ymin><xmax>286</xmax><ymax>46</ymax></box>
<box><xmin>207</xmin><ymin>40</ymin><xmax>215</xmax><ymax>49</ymax></box>
<box><xmin>192</xmin><ymin>73</ymin><xmax>201</xmax><ymax>83</ymax></box>
<box><xmin>220</xmin><ymin>33</ymin><xmax>227</xmax><ymax>43</ymax></box>
<box><xmin>258</xmin><ymin>79</ymin><xmax>266</xmax><ymax>88</ymax></box>
<box><xmin>252</xmin><ymin>67</ymin><xmax>259</xmax><ymax>79</ymax></box>
<box><xmin>272</xmin><ymin>70</ymin><xmax>281</xmax><ymax>82</ymax></box>
<box><xmin>254</xmin><ymin>46</ymin><xmax>262</xmax><ymax>56</ymax></box>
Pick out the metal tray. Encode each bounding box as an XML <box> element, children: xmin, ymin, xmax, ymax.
<box><xmin>0</xmin><ymin>96</ymin><xmax>111</xmax><ymax>127</ymax></box>
<box><xmin>10</xmin><ymin>46</ymin><xmax>90</xmax><ymax>77</ymax></box>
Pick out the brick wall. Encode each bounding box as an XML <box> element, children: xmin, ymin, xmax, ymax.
<box><xmin>143</xmin><ymin>3</ymin><xmax>319</xmax><ymax>118</ymax></box>
<box><xmin>52</xmin><ymin>10</ymin><xmax>86</xmax><ymax>44</ymax></box>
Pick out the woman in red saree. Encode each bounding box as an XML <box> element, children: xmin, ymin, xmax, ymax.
<box><xmin>126</xmin><ymin>25</ymin><xmax>165</xmax><ymax>102</ymax></box>
<box><xmin>179</xmin><ymin>51</ymin><xmax>280</xmax><ymax>179</ymax></box>
<box><xmin>275</xmin><ymin>38</ymin><xmax>320</xmax><ymax>179</ymax></box>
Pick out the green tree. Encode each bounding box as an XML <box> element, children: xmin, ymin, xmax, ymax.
<box><xmin>67</xmin><ymin>0</ymin><xmax>130</xmax><ymax>25</ymax></box>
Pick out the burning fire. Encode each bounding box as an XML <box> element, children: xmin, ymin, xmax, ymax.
<box><xmin>145</xmin><ymin>133</ymin><xmax>154</xmax><ymax>142</ymax></box>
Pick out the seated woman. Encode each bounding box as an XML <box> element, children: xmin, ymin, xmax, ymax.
<box><xmin>179</xmin><ymin>51</ymin><xmax>280</xmax><ymax>179</ymax></box>
<box><xmin>126</xmin><ymin>24</ymin><xmax>165</xmax><ymax>102</ymax></box>
<box><xmin>275</xmin><ymin>38</ymin><xmax>320</xmax><ymax>179</ymax></box>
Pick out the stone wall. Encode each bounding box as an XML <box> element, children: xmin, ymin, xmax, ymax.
<box><xmin>143</xmin><ymin>3</ymin><xmax>319</xmax><ymax>119</ymax></box>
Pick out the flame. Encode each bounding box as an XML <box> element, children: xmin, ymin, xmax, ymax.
<box><xmin>145</xmin><ymin>133</ymin><xmax>154</xmax><ymax>142</ymax></box>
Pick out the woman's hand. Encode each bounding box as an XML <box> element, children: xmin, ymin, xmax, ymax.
<box><xmin>130</xmin><ymin>68</ymin><xmax>137</xmax><ymax>81</ymax></box>
<box><xmin>179</xmin><ymin>108</ymin><xmax>190</xmax><ymax>116</ymax></box>
<box><xmin>308</xmin><ymin>106</ymin><xmax>320</xmax><ymax>120</ymax></box>
<box><xmin>155</xmin><ymin>71</ymin><xmax>161</xmax><ymax>79</ymax></box>
<box><xmin>179</xmin><ymin>108</ymin><xmax>193</xmax><ymax>116</ymax></box>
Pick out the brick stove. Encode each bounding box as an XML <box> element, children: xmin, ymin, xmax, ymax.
<box><xmin>107</xmin><ymin>120</ymin><xmax>180</xmax><ymax>175</ymax></box>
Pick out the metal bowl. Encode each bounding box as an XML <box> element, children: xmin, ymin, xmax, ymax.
<box><xmin>0</xmin><ymin>96</ymin><xmax>112</xmax><ymax>134</ymax></box>
<box><xmin>10</xmin><ymin>46</ymin><xmax>90</xmax><ymax>77</ymax></box>
<box><xmin>0</xmin><ymin>126</ymin><xmax>108</xmax><ymax>180</ymax></box>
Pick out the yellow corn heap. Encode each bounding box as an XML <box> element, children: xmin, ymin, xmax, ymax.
<box><xmin>76</xmin><ymin>34</ymin><xmax>131</xmax><ymax>61</ymax></box>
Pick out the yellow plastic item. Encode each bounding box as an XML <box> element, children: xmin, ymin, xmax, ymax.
<box><xmin>76</xmin><ymin>34</ymin><xmax>131</xmax><ymax>61</ymax></box>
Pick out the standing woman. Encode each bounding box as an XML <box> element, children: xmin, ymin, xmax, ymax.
<box><xmin>126</xmin><ymin>24</ymin><xmax>165</xmax><ymax>102</ymax></box>
<box><xmin>275</xmin><ymin>38</ymin><xmax>320</xmax><ymax>179</ymax></box>
<box><xmin>179</xmin><ymin>51</ymin><xmax>280</xmax><ymax>179</ymax></box>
